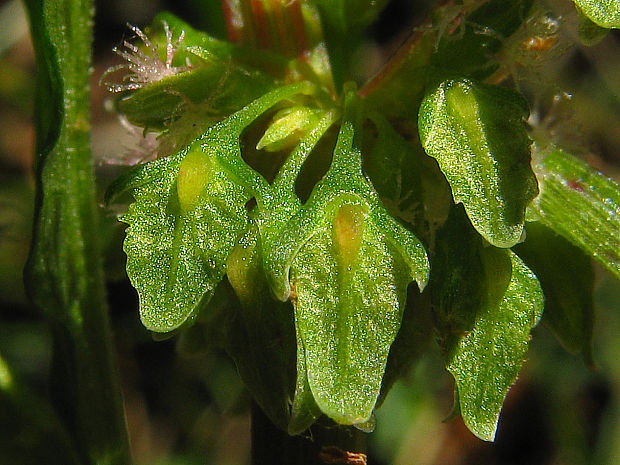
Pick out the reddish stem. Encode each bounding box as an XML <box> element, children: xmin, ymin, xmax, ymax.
<box><xmin>287</xmin><ymin>0</ymin><xmax>308</xmax><ymax>57</ymax></box>
<box><xmin>359</xmin><ymin>27</ymin><xmax>429</xmax><ymax>99</ymax></box>
<box><xmin>251</xmin><ymin>0</ymin><xmax>272</xmax><ymax>49</ymax></box>
<box><xmin>221</xmin><ymin>0</ymin><xmax>243</xmax><ymax>43</ymax></box>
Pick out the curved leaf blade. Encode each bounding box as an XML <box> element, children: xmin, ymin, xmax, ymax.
<box><xmin>117</xmin><ymin>83</ymin><xmax>315</xmax><ymax>333</ymax></box>
<box><xmin>419</xmin><ymin>78</ymin><xmax>538</xmax><ymax>248</ymax></box>
<box><xmin>291</xmin><ymin>203</ymin><xmax>411</xmax><ymax>424</ymax></box>
<box><xmin>447</xmin><ymin>252</ymin><xmax>543</xmax><ymax>441</ymax></box>
<box><xmin>122</xmin><ymin>149</ymin><xmax>249</xmax><ymax>332</ymax></box>
<box><xmin>265</xmin><ymin>88</ymin><xmax>429</xmax><ymax>425</ymax></box>
<box><xmin>117</xmin><ymin>64</ymin><xmax>275</xmax><ymax>131</ymax></box>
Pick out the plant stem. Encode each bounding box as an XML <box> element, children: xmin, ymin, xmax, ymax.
<box><xmin>23</xmin><ymin>0</ymin><xmax>132</xmax><ymax>463</ymax></box>
<box><xmin>251</xmin><ymin>402</ymin><xmax>368</xmax><ymax>465</ymax></box>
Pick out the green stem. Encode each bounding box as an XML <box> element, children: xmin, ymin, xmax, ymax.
<box><xmin>23</xmin><ymin>0</ymin><xmax>131</xmax><ymax>463</ymax></box>
<box><xmin>329</xmin><ymin>85</ymin><xmax>362</xmax><ymax>173</ymax></box>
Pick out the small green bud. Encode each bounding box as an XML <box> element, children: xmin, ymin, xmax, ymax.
<box><xmin>257</xmin><ymin>106</ymin><xmax>325</xmax><ymax>152</ymax></box>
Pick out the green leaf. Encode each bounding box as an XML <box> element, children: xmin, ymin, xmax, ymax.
<box><xmin>289</xmin><ymin>203</ymin><xmax>414</xmax><ymax>424</ymax></box>
<box><xmin>572</xmin><ymin>0</ymin><xmax>620</xmax><ymax>29</ymax></box>
<box><xmin>120</xmin><ymin>151</ymin><xmax>250</xmax><ymax>332</ymax></box>
<box><xmin>419</xmin><ymin>77</ymin><xmax>538</xmax><ymax>248</ymax></box>
<box><xmin>23</xmin><ymin>0</ymin><xmax>131</xmax><ymax>461</ymax></box>
<box><xmin>513</xmin><ymin>223</ymin><xmax>594</xmax><ymax>362</ymax></box>
<box><xmin>194</xmin><ymin>104</ymin><xmax>336</xmax><ymax>431</ymax></box>
<box><xmin>266</xmin><ymin>91</ymin><xmax>428</xmax><ymax>302</ymax></box>
<box><xmin>115</xmin><ymin>31</ymin><xmax>276</xmax><ymax>132</ymax></box>
<box><xmin>447</xmin><ymin>252</ymin><xmax>544</xmax><ymax>441</ymax></box>
<box><xmin>527</xmin><ymin>146</ymin><xmax>620</xmax><ymax>280</ymax></box>
<box><xmin>265</xmin><ymin>88</ymin><xmax>429</xmax><ymax>425</ymax></box>
<box><xmin>113</xmin><ymin>83</ymin><xmax>316</xmax><ymax>332</ymax></box>
<box><xmin>179</xmin><ymin>103</ymin><xmax>337</xmax><ymax>431</ymax></box>
<box><xmin>431</xmin><ymin>205</ymin><xmax>512</xmax><ymax>343</ymax></box>
<box><xmin>118</xmin><ymin>64</ymin><xmax>275</xmax><ymax>131</ymax></box>
<box><xmin>232</xmin><ymin>109</ymin><xmax>338</xmax><ymax>433</ymax></box>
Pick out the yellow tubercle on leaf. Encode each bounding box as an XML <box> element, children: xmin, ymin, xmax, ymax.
<box><xmin>332</xmin><ymin>204</ymin><xmax>366</xmax><ymax>268</ymax></box>
<box><xmin>177</xmin><ymin>149</ymin><xmax>213</xmax><ymax>212</ymax></box>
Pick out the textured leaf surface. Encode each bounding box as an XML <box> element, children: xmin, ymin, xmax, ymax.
<box><xmin>447</xmin><ymin>252</ymin><xmax>543</xmax><ymax>441</ymax></box>
<box><xmin>115</xmin><ymin>83</ymin><xmax>314</xmax><ymax>332</ymax></box>
<box><xmin>121</xmin><ymin>151</ymin><xmax>249</xmax><ymax>332</ymax></box>
<box><xmin>114</xmin><ymin>12</ymin><xmax>286</xmax><ymax>128</ymax></box>
<box><xmin>527</xmin><ymin>147</ymin><xmax>620</xmax><ymax>280</ymax></box>
<box><xmin>514</xmin><ymin>223</ymin><xmax>594</xmax><ymax>359</ymax></box>
<box><xmin>220</xmin><ymin>98</ymin><xmax>336</xmax><ymax>432</ymax></box>
<box><xmin>265</xmin><ymin>89</ymin><xmax>429</xmax><ymax>425</ymax></box>
<box><xmin>290</xmin><ymin>204</ymin><xmax>412</xmax><ymax>424</ymax></box>
<box><xmin>419</xmin><ymin>78</ymin><xmax>538</xmax><ymax>247</ymax></box>
<box><xmin>572</xmin><ymin>0</ymin><xmax>620</xmax><ymax>28</ymax></box>
<box><xmin>266</xmin><ymin>90</ymin><xmax>428</xmax><ymax>302</ymax></box>
<box><xmin>245</xmin><ymin>110</ymin><xmax>339</xmax><ymax>434</ymax></box>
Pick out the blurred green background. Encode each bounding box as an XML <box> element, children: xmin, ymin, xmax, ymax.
<box><xmin>0</xmin><ymin>0</ymin><xmax>618</xmax><ymax>463</ymax></box>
